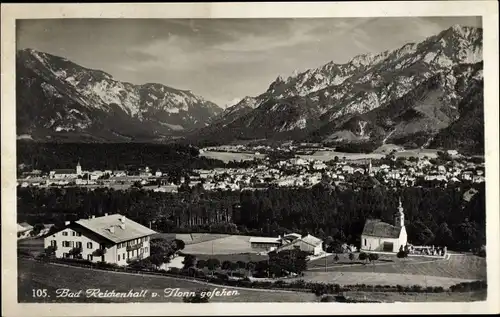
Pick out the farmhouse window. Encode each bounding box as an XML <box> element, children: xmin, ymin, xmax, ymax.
<box><xmin>62</xmin><ymin>241</ymin><xmax>70</xmax><ymax>247</ymax></box>
<box><xmin>72</xmin><ymin>231</ymin><xmax>76</xmax><ymax>236</ymax></box>
<box><xmin>118</xmin><ymin>255</ymin><xmax>120</xmax><ymax>261</ymax></box>
<box><xmin>76</xmin><ymin>232</ymin><xmax>82</xmax><ymax>237</ymax></box>
<box><xmin>87</xmin><ymin>255</ymin><xmax>93</xmax><ymax>261</ymax></box>
<box><xmin>50</xmin><ymin>240</ymin><xmax>56</xmax><ymax>247</ymax></box>
<box><xmin>62</xmin><ymin>231</ymin><xmax>68</xmax><ymax>236</ymax></box>
<box><xmin>87</xmin><ymin>242</ymin><xmax>93</xmax><ymax>249</ymax></box>
<box><xmin>75</xmin><ymin>242</ymin><xmax>82</xmax><ymax>248</ymax></box>
<box><xmin>364</xmin><ymin>239</ymin><xmax>367</xmax><ymax>246</ymax></box>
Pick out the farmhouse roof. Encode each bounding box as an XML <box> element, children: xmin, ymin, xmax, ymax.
<box><xmin>283</xmin><ymin>233</ymin><xmax>301</xmax><ymax>240</ymax></box>
<box><xmin>75</xmin><ymin>214</ymin><xmax>156</xmax><ymax>244</ymax></box>
<box><xmin>362</xmin><ymin>219</ymin><xmax>402</xmax><ymax>239</ymax></box>
<box><xmin>249</xmin><ymin>237</ymin><xmax>281</xmax><ymax>244</ymax></box>
<box><xmin>17</xmin><ymin>222</ymin><xmax>33</xmax><ymax>232</ymax></box>
<box><xmin>300</xmin><ymin>234</ymin><xmax>323</xmax><ymax>246</ymax></box>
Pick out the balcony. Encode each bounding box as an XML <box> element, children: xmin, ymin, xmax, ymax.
<box><xmin>126</xmin><ymin>242</ymin><xmax>143</xmax><ymax>252</ymax></box>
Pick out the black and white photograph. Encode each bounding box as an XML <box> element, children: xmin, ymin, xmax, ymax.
<box><xmin>2</xmin><ymin>1</ymin><xmax>499</xmax><ymax>315</ymax></box>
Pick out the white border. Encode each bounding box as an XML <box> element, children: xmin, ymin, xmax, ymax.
<box><xmin>1</xmin><ymin>1</ymin><xmax>499</xmax><ymax>316</ymax></box>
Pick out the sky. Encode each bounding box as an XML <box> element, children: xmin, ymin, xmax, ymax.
<box><xmin>17</xmin><ymin>17</ymin><xmax>481</xmax><ymax>108</ymax></box>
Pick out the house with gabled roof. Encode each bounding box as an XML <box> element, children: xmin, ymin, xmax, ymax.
<box><xmin>276</xmin><ymin>233</ymin><xmax>324</xmax><ymax>255</ymax></box>
<box><xmin>44</xmin><ymin>213</ymin><xmax>156</xmax><ymax>266</ymax></box>
<box><xmin>361</xmin><ymin>198</ymin><xmax>407</xmax><ymax>253</ymax></box>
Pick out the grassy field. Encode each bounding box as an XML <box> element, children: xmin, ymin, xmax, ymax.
<box><xmin>303</xmin><ymin>253</ymin><xmax>486</xmax><ymax>288</ymax></box>
<box><xmin>18</xmin><ymin>258</ymin><xmax>316</xmax><ymax>303</ymax></box>
<box><xmin>182</xmin><ymin>235</ymin><xmax>256</xmax><ymax>254</ymax></box>
<box><xmin>18</xmin><ymin>238</ymin><xmax>44</xmax><ymax>256</ymax></box>
<box><xmin>153</xmin><ymin>233</ymin><xmax>230</xmax><ymax>245</ymax></box>
<box><xmin>295</xmin><ymin>271</ymin><xmax>476</xmax><ymax>288</ymax></box>
<box><xmin>308</xmin><ymin>253</ymin><xmax>437</xmax><ymax>269</ymax></box>
<box><xmin>17</xmin><ymin>258</ymin><xmax>485</xmax><ymax>303</ymax></box>
<box><xmin>343</xmin><ymin>290</ymin><xmax>487</xmax><ymax>302</ymax></box>
<box><xmin>200</xmin><ymin>151</ymin><xmax>266</xmax><ymax>163</ymax></box>
<box><xmin>193</xmin><ymin>253</ymin><xmax>268</xmax><ymax>263</ymax></box>
<box><xmin>319</xmin><ymin>254</ymin><xmax>486</xmax><ymax>280</ymax></box>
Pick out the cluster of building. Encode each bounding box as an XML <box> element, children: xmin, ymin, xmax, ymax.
<box><xmin>249</xmin><ymin>233</ymin><xmax>324</xmax><ymax>256</ymax></box>
<box><xmin>18</xmin><ymin>196</ymin><xmax>444</xmax><ymax>269</ymax></box>
<box><xmin>17</xmin><ymin>148</ymin><xmax>485</xmax><ymax>192</ymax></box>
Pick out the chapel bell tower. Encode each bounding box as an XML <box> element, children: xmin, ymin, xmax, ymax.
<box><xmin>394</xmin><ymin>197</ymin><xmax>405</xmax><ymax>227</ymax></box>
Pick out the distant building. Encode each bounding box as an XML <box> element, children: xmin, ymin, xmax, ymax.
<box><xmin>44</xmin><ymin>214</ymin><xmax>156</xmax><ymax>266</ymax></box>
<box><xmin>276</xmin><ymin>234</ymin><xmax>323</xmax><ymax>255</ymax></box>
<box><xmin>360</xmin><ymin>198</ymin><xmax>407</xmax><ymax>253</ymax></box>
<box><xmin>17</xmin><ymin>222</ymin><xmax>33</xmax><ymax>238</ymax></box>
<box><xmin>249</xmin><ymin>237</ymin><xmax>282</xmax><ymax>251</ymax></box>
<box><xmin>49</xmin><ymin>161</ymin><xmax>82</xmax><ymax>179</ymax></box>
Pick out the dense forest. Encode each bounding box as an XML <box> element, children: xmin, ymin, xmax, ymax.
<box><xmin>18</xmin><ymin>181</ymin><xmax>485</xmax><ymax>252</ymax></box>
<box><xmin>16</xmin><ymin>141</ymin><xmax>253</xmax><ymax>173</ymax></box>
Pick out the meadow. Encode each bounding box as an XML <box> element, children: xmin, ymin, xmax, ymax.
<box><xmin>17</xmin><ymin>258</ymin><xmax>316</xmax><ymax>303</ymax></box>
<box><xmin>181</xmin><ymin>235</ymin><xmax>257</xmax><ymax>254</ymax></box>
<box><xmin>199</xmin><ymin>151</ymin><xmax>266</xmax><ymax>163</ymax></box>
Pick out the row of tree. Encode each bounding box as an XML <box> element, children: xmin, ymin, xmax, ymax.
<box><xmin>17</xmin><ymin>181</ymin><xmax>485</xmax><ymax>251</ymax></box>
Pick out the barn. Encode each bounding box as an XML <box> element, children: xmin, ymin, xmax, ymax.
<box><xmin>276</xmin><ymin>234</ymin><xmax>324</xmax><ymax>255</ymax></box>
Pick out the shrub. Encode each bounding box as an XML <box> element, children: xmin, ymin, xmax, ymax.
<box><xmin>168</xmin><ymin>267</ymin><xmax>182</xmax><ymax>275</ymax></box>
<box><xmin>320</xmin><ymin>295</ymin><xmax>336</xmax><ymax>302</ymax></box>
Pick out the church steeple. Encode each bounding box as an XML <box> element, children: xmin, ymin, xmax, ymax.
<box><xmin>394</xmin><ymin>197</ymin><xmax>405</xmax><ymax>227</ymax></box>
<box><xmin>76</xmin><ymin>160</ymin><xmax>82</xmax><ymax>175</ymax></box>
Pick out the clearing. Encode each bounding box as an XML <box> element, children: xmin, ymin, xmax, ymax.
<box><xmin>153</xmin><ymin>233</ymin><xmax>230</xmax><ymax>245</ymax></box>
<box><xmin>302</xmin><ymin>253</ymin><xmax>485</xmax><ymax>288</ymax></box>
<box><xmin>200</xmin><ymin>151</ymin><xmax>266</xmax><ymax>163</ymax></box>
<box><xmin>182</xmin><ymin>235</ymin><xmax>256</xmax><ymax>254</ymax></box>
<box><xmin>17</xmin><ymin>258</ymin><xmax>315</xmax><ymax>303</ymax></box>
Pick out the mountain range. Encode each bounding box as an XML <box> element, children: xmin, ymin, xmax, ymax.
<box><xmin>17</xmin><ymin>24</ymin><xmax>484</xmax><ymax>153</ymax></box>
<box><xmin>16</xmin><ymin>49</ymin><xmax>222</xmax><ymax>142</ymax></box>
<box><xmin>191</xmin><ymin>24</ymin><xmax>484</xmax><ymax>154</ymax></box>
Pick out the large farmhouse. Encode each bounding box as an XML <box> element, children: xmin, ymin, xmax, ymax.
<box><xmin>44</xmin><ymin>213</ymin><xmax>156</xmax><ymax>266</ymax></box>
<box><xmin>360</xmin><ymin>199</ymin><xmax>408</xmax><ymax>253</ymax></box>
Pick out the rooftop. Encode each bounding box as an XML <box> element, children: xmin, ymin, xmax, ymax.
<box><xmin>362</xmin><ymin>219</ymin><xmax>402</xmax><ymax>239</ymax></box>
<box><xmin>75</xmin><ymin>214</ymin><xmax>156</xmax><ymax>244</ymax></box>
<box><xmin>249</xmin><ymin>237</ymin><xmax>281</xmax><ymax>244</ymax></box>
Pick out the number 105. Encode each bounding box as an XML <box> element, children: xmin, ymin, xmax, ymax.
<box><xmin>32</xmin><ymin>289</ymin><xmax>48</xmax><ymax>297</ymax></box>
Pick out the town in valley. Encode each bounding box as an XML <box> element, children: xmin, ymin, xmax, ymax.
<box><xmin>15</xmin><ymin>16</ymin><xmax>487</xmax><ymax>304</ymax></box>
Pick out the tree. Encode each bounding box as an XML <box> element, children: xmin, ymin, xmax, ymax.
<box><xmin>229</xmin><ymin>261</ymin><xmax>239</xmax><ymax>276</ymax></box>
<box><xmin>182</xmin><ymin>254</ymin><xmax>196</xmax><ymax>270</ymax></box>
<box><xmin>348</xmin><ymin>253</ymin><xmax>355</xmax><ymax>263</ymax></box>
<box><xmin>358</xmin><ymin>252</ymin><xmax>368</xmax><ymax>264</ymax></box>
<box><xmin>173</xmin><ymin>239</ymin><xmax>186</xmax><ymax>251</ymax></box>
<box><xmin>397</xmin><ymin>249</ymin><xmax>408</xmax><ymax>266</ymax></box>
<box><xmin>333</xmin><ymin>254</ymin><xmax>339</xmax><ymax>263</ymax></box>
<box><xmin>435</xmin><ymin>222</ymin><xmax>454</xmax><ymax>247</ymax></box>
<box><xmin>206</xmin><ymin>258</ymin><xmax>220</xmax><ymax>275</ymax></box>
<box><xmin>196</xmin><ymin>259</ymin><xmax>207</xmax><ymax>269</ymax></box>
<box><xmin>324</xmin><ymin>236</ymin><xmax>333</xmax><ymax>251</ymax></box>
<box><xmin>368</xmin><ymin>253</ymin><xmax>379</xmax><ymax>265</ymax></box>
<box><xmin>44</xmin><ymin>245</ymin><xmax>57</xmax><ymax>257</ymax></box>
<box><xmin>236</xmin><ymin>260</ymin><xmax>246</xmax><ymax>269</ymax></box>
<box><xmin>221</xmin><ymin>260</ymin><xmax>231</xmax><ymax>270</ymax></box>
<box><xmin>246</xmin><ymin>261</ymin><xmax>256</xmax><ymax>277</ymax></box>
<box><xmin>69</xmin><ymin>246</ymin><xmax>82</xmax><ymax>259</ymax></box>
<box><xmin>30</xmin><ymin>223</ymin><xmax>45</xmax><ymax>237</ymax></box>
